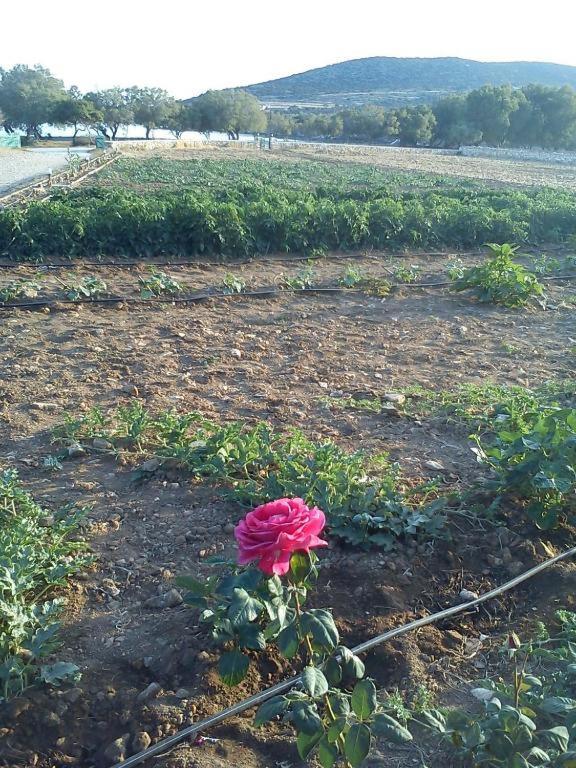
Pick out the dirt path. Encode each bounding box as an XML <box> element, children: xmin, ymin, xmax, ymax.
<box><xmin>0</xmin><ymin>148</ymin><xmax>71</xmax><ymax>194</ymax></box>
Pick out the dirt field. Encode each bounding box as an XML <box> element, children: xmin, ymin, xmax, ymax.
<box><xmin>1</xmin><ymin>248</ymin><xmax>575</xmax><ymax>768</ymax></box>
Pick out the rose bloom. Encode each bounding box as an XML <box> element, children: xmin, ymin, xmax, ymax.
<box><xmin>234</xmin><ymin>498</ymin><xmax>327</xmax><ymax>576</ymax></box>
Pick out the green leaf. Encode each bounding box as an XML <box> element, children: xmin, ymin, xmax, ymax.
<box><xmin>338</xmin><ymin>645</ymin><xmax>365</xmax><ymax>681</ymax></box>
<box><xmin>418</xmin><ymin>709</ymin><xmax>446</xmax><ymax>732</ymax></box>
<box><xmin>351</xmin><ymin>679</ymin><xmax>377</xmax><ymax>720</ymax></box>
<box><xmin>327</xmin><ymin>716</ymin><xmax>348</xmax><ymax>744</ymax></box>
<box><xmin>373</xmin><ymin>713</ymin><xmax>413</xmax><ymax>744</ymax></box>
<box><xmin>175</xmin><ymin>574</ymin><xmax>211</xmax><ymax>596</ymax></box>
<box><xmin>324</xmin><ymin>657</ymin><xmax>342</xmax><ymax>685</ymax></box>
<box><xmin>277</xmin><ymin>623</ymin><xmax>299</xmax><ymax>659</ymax></box>
<box><xmin>40</xmin><ymin>662</ymin><xmax>81</xmax><ymax>687</ymax></box>
<box><xmin>344</xmin><ymin>723</ymin><xmax>371</xmax><ymax>767</ymax></box>
<box><xmin>318</xmin><ymin>735</ymin><xmax>339</xmax><ymax>768</ymax></box>
<box><xmin>238</xmin><ymin>623</ymin><xmax>266</xmax><ymax>650</ymax></box>
<box><xmin>539</xmin><ymin>696</ymin><xmax>576</xmax><ymax>716</ymax></box>
<box><xmin>509</xmin><ymin>756</ymin><xmax>529</xmax><ymax>768</ymax></box>
<box><xmin>290</xmin><ymin>550</ymin><xmax>313</xmax><ymax>583</ymax></box>
<box><xmin>302</xmin><ymin>666</ymin><xmax>329</xmax><ymax>698</ymax></box>
<box><xmin>292</xmin><ymin>701</ymin><xmax>324</xmax><ymax>735</ymax></box>
<box><xmin>227</xmin><ymin>588</ymin><xmax>263</xmax><ymax>627</ymax></box>
<box><xmin>254</xmin><ymin>695</ymin><xmax>288</xmax><ymax>726</ymax></box>
<box><xmin>218</xmin><ymin>649</ymin><xmax>249</xmax><ymax>686</ymax></box>
<box><xmin>301</xmin><ymin>609</ymin><xmax>339</xmax><ymax>652</ymax></box>
<box><xmin>327</xmin><ymin>691</ymin><xmax>351</xmax><ymax>717</ymax></box>
<box><xmin>540</xmin><ymin>725</ymin><xmax>570</xmax><ymax>752</ymax></box>
<box><xmin>297</xmin><ymin>729</ymin><xmax>323</xmax><ymax>760</ymax></box>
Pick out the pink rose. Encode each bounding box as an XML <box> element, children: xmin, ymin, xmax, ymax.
<box><xmin>234</xmin><ymin>498</ymin><xmax>328</xmax><ymax>576</ymax></box>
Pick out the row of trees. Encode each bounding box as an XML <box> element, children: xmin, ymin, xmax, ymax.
<box><xmin>0</xmin><ymin>65</ymin><xmax>266</xmax><ymax>140</ymax></box>
<box><xmin>275</xmin><ymin>84</ymin><xmax>576</xmax><ymax>149</ymax></box>
<box><xmin>2</xmin><ymin>65</ymin><xmax>576</xmax><ymax>150</ymax></box>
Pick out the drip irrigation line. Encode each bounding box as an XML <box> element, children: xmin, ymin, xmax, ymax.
<box><xmin>112</xmin><ymin>544</ymin><xmax>576</xmax><ymax>768</ymax></box>
<box><xmin>0</xmin><ymin>250</ymin><xmax>477</xmax><ymax>270</ymax></box>
<box><xmin>2</xmin><ymin>273</ymin><xmax>576</xmax><ymax>312</ymax></box>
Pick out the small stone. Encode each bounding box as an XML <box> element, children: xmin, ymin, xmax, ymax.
<box><xmin>175</xmin><ymin>688</ymin><xmax>191</xmax><ymax>699</ymax></box>
<box><xmin>121</xmin><ymin>382</ymin><xmax>139</xmax><ymax>396</ymax></box>
<box><xmin>7</xmin><ymin>698</ymin><xmax>30</xmax><ymax>719</ymax></box>
<box><xmin>383</xmin><ymin>393</ymin><xmax>406</xmax><ymax>405</ymax></box>
<box><xmin>67</xmin><ymin>442</ymin><xmax>85</xmax><ymax>458</ymax></box>
<box><xmin>230</xmin><ymin>348</ymin><xmax>242</xmax><ymax>359</ymax></box>
<box><xmin>318</xmin><ymin>382</ymin><xmax>328</xmax><ymax>389</ymax></box>
<box><xmin>163</xmin><ymin>588</ymin><xmax>183</xmax><ymax>608</ymax></box>
<box><xmin>423</xmin><ymin>460</ymin><xmax>445</xmax><ymax>471</ymax></box>
<box><xmin>223</xmin><ymin>522</ymin><xmax>235</xmax><ymax>534</ymax></box>
<box><xmin>102</xmin><ymin>579</ymin><xmax>120</xmax><ymax>597</ymax></box>
<box><xmin>104</xmin><ymin>734</ymin><xmax>130</xmax><ymax>763</ymax></box>
<box><xmin>39</xmin><ymin>515</ymin><xmax>55</xmax><ymax>527</ymax></box>
<box><xmin>143</xmin><ymin>596</ymin><xmax>165</xmax><ymax>609</ymax></box>
<box><xmin>30</xmin><ymin>402</ymin><xmax>58</xmax><ymax>411</ymax></box>
<box><xmin>132</xmin><ymin>731</ymin><xmax>152</xmax><ymax>752</ymax></box>
<box><xmin>92</xmin><ymin>437</ymin><xmax>113</xmax><ymax>450</ymax></box>
<box><xmin>136</xmin><ymin>682</ymin><xmax>162</xmax><ymax>703</ymax></box>
<box><xmin>507</xmin><ymin>560</ymin><xmax>525</xmax><ymax>576</ymax></box>
<box><xmin>458</xmin><ymin>589</ymin><xmax>479</xmax><ymax>603</ymax></box>
<box><xmin>197</xmin><ymin>651</ymin><xmax>210</xmax><ymax>662</ymax></box>
<box><xmin>139</xmin><ymin>457</ymin><xmax>162</xmax><ymax>473</ymax></box>
<box><xmin>61</xmin><ymin>687</ymin><xmax>83</xmax><ymax>704</ymax></box>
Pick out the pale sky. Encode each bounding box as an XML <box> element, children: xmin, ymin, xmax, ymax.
<box><xmin>3</xmin><ymin>0</ymin><xmax>576</xmax><ymax>98</ymax></box>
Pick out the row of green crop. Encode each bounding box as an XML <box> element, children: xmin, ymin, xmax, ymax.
<box><xmin>2</xmin><ymin>185</ymin><xmax>576</xmax><ymax>260</ymax></box>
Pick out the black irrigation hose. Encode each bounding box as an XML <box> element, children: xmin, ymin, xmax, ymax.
<box><xmin>0</xmin><ymin>250</ymin><xmax>476</xmax><ymax>270</ymax></box>
<box><xmin>111</xmin><ymin>544</ymin><xmax>576</xmax><ymax>768</ymax></box>
<box><xmin>2</xmin><ymin>274</ymin><xmax>576</xmax><ymax>312</ymax></box>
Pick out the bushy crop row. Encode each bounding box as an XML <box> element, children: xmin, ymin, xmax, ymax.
<box><xmin>2</xmin><ymin>183</ymin><xmax>576</xmax><ymax>260</ymax></box>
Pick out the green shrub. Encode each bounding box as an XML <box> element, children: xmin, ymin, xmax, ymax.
<box><xmin>451</xmin><ymin>243</ymin><xmax>546</xmax><ymax>307</ymax></box>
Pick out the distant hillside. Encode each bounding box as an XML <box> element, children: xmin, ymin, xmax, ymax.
<box><xmin>239</xmin><ymin>57</ymin><xmax>576</xmax><ymax>107</ymax></box>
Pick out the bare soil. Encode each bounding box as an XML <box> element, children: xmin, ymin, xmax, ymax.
<box><xmin>1</xmin><ymin>252</ymin><xmax>575</xmax><ymax>768</ymax></box>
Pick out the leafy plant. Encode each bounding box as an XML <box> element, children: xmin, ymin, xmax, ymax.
<box><xmin>393</xmin><ymin>264</ymin><xmax>420</xmax><ymax>283</ymax></box>
<box><xmin>220</xmin><ymin>272</ymin><xmax>247</xmax><ymax>294</ymax></box>
<box><xmin>339</xmin><ymin>265</ymin><xmax>364</xmax><ymax>288</ymax></box>
<box><xmin>55</xmin><ymin>406</ymin><xmax>446</xmax><ymax>549</ymax></box>
<box><xmin>451</xmin><ymin>243</ymin><xmax>545</xmax><ymax>307</ymax></box>
<box><xmin>0</xmin><ymin>276</ymin><xmax>42</xmax><ymax>303</ymax></box>
<box><xmin>447</xmin><ymin>257</ymin><xmax>465</xmax><ymax>280</ymax></box>
<box><xmin>418</xmin><ymin>612</ymin><xmax>576</xmax><ymax>767</ymax></box>
<box><xmin>282</xmin><ymin>264</ymin><xmax>317</xmax><ymax>290</ymax></box>
<box><xmin>0</xmin><ymin>470</ymin><xmax>89</xmax><ymax>700</ymax></box>
<box><xmin>61</xmin><ymin>274</ymin><xmax>108</xmax><ymax>301</ymax></box>
<box><xmin>139</xmin><ymin>268</ymin><xmax>182</xmax><ymax>298</ymax></box>
<box><xmin>473</xmin><ymin>406</ymin><xmax>576</xmax><ymax>529</ymax></box>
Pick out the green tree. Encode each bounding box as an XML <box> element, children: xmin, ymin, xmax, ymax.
<box><xmin>51</xmin><ymin>87</ymin><xmax>103</xmax><ymax>142</ymax></box>
<box><xmin>86</xmin><ymin>88</ymin><xmax>134</xmax><ymax>139</ymax></box>
<box><xmin>163</xmin><ymin>103</ymin><xmax>200</xmax><ymax>138</ymax></box>
<box><xmin>268</xmin><ymin>110</ymin><xmax>296</xmax><ymax>137</ymax></box>
<box><xmin>396</xmin><ymin>105</ymin><xmax>436</xmax><ymax>146</ymax></box>
<box><xmin>0</xmin><ymin>64</ymin><xmax>67</xmax><ymax>138</ymax></box>
<box><xmin>129</xmin><ymin>87</ymin><xmax>176</xmax><ymax>139</ymax></box>
<box><xmin>466</xmin><ymin>85</ymin><xmax>525</xmax><ymax>146</ymax></box>
<box><xmin>513</xmin><ymin>84</ymin><xmax>576</xmax><ymax>149</ymax></box>
<box><xmin>433</xmin><ymin>94</ymin><xmax>481</xmax><ymax>147</ymax></box>
<box><xmin>189</xmin><ymin>89</ymin><xmax>266</xmax><ymax>139</ymax></box>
